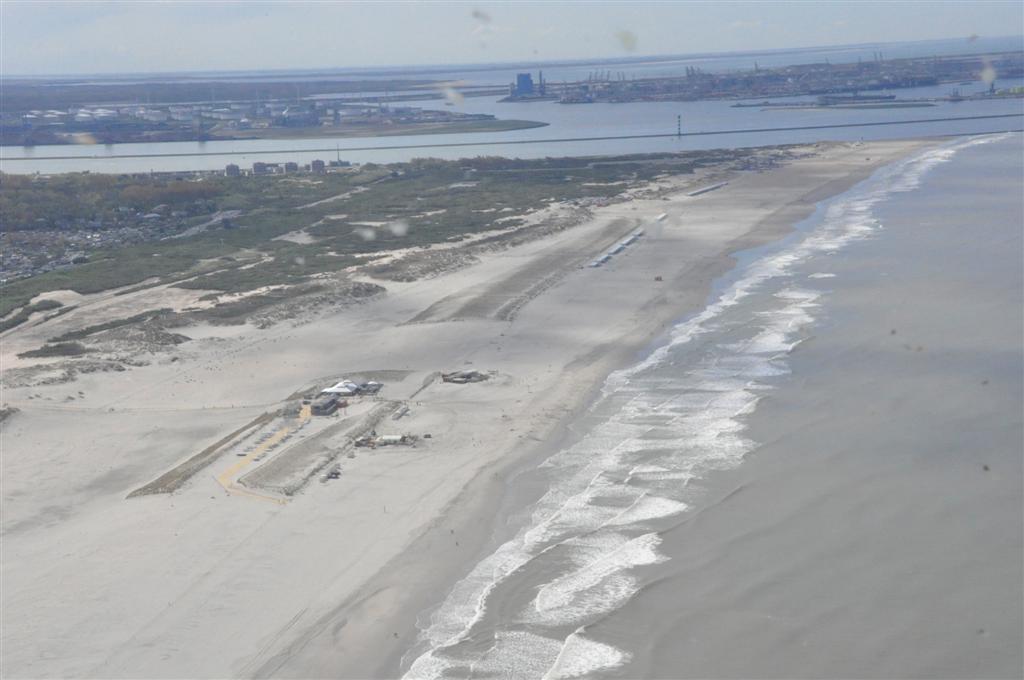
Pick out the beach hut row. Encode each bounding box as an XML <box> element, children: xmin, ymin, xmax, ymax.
<box><xmin>589</xmin><ymin>228</ymin><xmax>645</xmax><ymax>268</ymax></box>
<box><xmin>321</xmin><ymin>379</ymin><xmax>382</xmax><ymax>397</ymax></box>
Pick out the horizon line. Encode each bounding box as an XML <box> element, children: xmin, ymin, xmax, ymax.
<box><xmin>3</xmin><ymin>33</ymin><xmax>1021</xmax><ymax>81</ymax></box>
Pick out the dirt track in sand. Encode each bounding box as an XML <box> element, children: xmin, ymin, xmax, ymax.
<box><xmin>407</xmin><ymin>217</ymin><xmax>638</xmax><ymax>324</ymax></box>
<box><xmin>127</xmin><ymin>411</ymin><xmax>275</xmax><ymax>497</ymax></box>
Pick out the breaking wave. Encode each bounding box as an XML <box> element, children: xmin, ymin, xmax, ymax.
<box><xmin>401</xmin><ymin>135</ymin><xmax>1000</xmax><ymax>679</ymax></box>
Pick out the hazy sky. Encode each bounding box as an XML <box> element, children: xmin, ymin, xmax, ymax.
<box><xmin>2</xmin><ymin>1</ymin><xmax>1022</xmax><ymax>75</ymax></box>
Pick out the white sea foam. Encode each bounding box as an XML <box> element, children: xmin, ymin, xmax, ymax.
<box><xmin>401</xmin><ymin>135</ymin><xmax>993</xmax><ymax>680</ymax></box>
<box><xmin>534</xmin><ymin>533</ymin><xmax>666</xmax><ymax>613</ymax></box>
<box><xmin>606</xmin><ymin>494</ymin><xmax>688</xmax><ymax>526</ymax></box>
<box><xmin>625</xmin><ymin>464</ymin><xmax>694</xmax><ymax>484</ymax></box>
<box><xmin>405</xmin><ymin>631</ymin><xmax>564</xmax><ymax>680</ymax></box>
<box><xmin>526</xmin><ymin>572</ymin><xmax>639</xmax><ymax>627</ymax></box>
<box><xmin>468</xmin><ymin>631</ymin><xmax>564</xmax><ymax>678</ymax></box>
<box><xmin>542</xmin><ymin>630</ymin><xmax>631</xmax><ymax>679</ymax></box>
<box><xmin>403</xmin><ymin>650</ymin><xmax>449</xmax><ymax>680</ymax></box>
<box><xmin>600</xmin><ymin>135</ymin><xmax>990</xmax><ymax>398</ymax></box>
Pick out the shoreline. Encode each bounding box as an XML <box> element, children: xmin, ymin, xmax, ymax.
<box><xmin>615</xmin><ymin>132</ymin><xmax>1023</xmax><ymax>678</ymax></box>
<box><xmin>245</xmin><ymin>138</ymin><xmax>937</xmax><ymax>678</ymax></box>
<box><xmin>0</xmin><ymin>137</ymin><xmax>936</xmax><ymax>679</ymax></box>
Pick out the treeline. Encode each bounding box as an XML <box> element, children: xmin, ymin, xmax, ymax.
<box><xmin>1</xmin><ymin>174</ymin><xmax>122</xmax><ymax>228</ymax></box>
<box><xmin>118</xmin><ymin>181</ymin><xmax>221</xmax><ymax>209</ymax></box>
<box><xmin>0</xmin><ymin>174</ymin><xmax>223</xmax><ymax>229</ymax></box>
<box><xmin>407</xmin><ymin>150</ymin><xmax>742</xmax><ymax>172</ymax></box>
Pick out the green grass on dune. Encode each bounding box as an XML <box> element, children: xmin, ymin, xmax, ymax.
<box><xmin>1</xmin><ymin>148</ymin><xmax>765</xmax><ymax>317</ymax></box>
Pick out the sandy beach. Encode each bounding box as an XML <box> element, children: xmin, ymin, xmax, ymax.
<box><xmin>1</xmin><ymin>139</ymin><xmax>933</xmax><ymax>678</ymax></box>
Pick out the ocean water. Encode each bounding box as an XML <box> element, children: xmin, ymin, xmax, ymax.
<box><xmin>400</xmin><ymin>132</ymin><xmax>1023</xmax><ymax>679</ymax></box>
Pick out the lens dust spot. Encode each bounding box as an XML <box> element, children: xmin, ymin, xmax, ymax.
<box><xmin>980</xmin><ymin>61</ymin><xmax>997</xmax><ymax>86</ymax></box>
<box><xmin>442</xmin><ymin>87</ymin><xmax>465</xmax><ymax>106</ymax></box>
<box><xmin>616</xmin><ymin>30</ymin><xmax>638</xmax><ymax>52</ymax></box>
<box><xmin>387</xmin><ymin>219</ymin><xmax>410</xmax><ymax>237</ymax></box>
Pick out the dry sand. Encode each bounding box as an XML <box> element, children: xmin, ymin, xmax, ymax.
<box><xmin>0</xmin><ymin>139</ymin><xmax>931</xmax><ymax>678</ymax></box>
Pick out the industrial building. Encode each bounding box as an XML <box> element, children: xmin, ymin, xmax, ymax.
<box><xmin>505</xmin><ymin>71</ymin><xmax>549</xmax><ymax>100</ymax></box>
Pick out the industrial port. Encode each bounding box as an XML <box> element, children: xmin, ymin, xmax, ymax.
<box><xmin>501</xmin><ymin>50</ymin><xmax>1024</xmax><ymax>103</ymax></box>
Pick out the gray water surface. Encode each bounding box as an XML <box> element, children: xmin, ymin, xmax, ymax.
<box><xmin>400</xmin><ymin>133</ymin><xmax>1023</xmax><ymax>679</ymax></box>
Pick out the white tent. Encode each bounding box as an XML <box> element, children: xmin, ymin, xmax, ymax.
<box><xmin>321</xmin><ymin>380</ymin><xmax>359</xmax><ymax>395</ymax></box>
